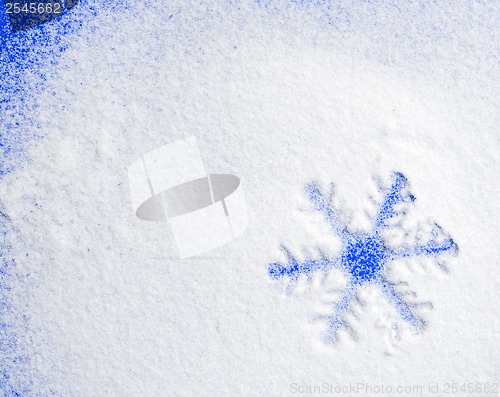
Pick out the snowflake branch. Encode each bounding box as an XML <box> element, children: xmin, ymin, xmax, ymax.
<box><xmin>388</xmin><ymin>238</ymin><xmax>458</xmax><ymax>260</ymax></box>
<box><xmin>323</xmin><ymin>283</ymin><xmax>357</xmax><ymax>343</ymax></box>
<box><xmin>268</xmin><ymin>245</ymin><xmax>334</xmax><ymax>282</ymax></box>
<box><xmin>305</xmin><ymin>182</ymin><xmax>349</xmax><ymax>242</ymax></box>
<box><xmin>380</xmin><ymin>278</ymin><xmax>425</xmax><ymax>331</ymax></box>
<box><xmin>374</xmin><ymin>172</ymin><xmax>415</xmax><ymax>232</ymax></box>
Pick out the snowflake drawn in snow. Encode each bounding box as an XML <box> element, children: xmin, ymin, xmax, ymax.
<box><xmin>268</xmin><ymin>172</ymin><xmax>458</xmax><ymax>343</ymax></box>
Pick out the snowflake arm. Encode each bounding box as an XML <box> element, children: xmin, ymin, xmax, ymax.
<box><xmin>268</xmin><ymin>245</ymin><xmax>336</xmax><ymax>281</ymax></box>
<box><xmin>388</xmin><ymin>237</ymin><xmax>458</xmax><ymax>260</ymax></box>
<box><xmin>305</xmin><ymin>182</ymin><xmax>349</xmax><ymax>242</ymax></box>
<box><xmin>374</xmin><ymin>172</ymin><xmax>415</xmax><ymax>232</ymax></box>
<box><xmin>380</xmin><ymin>278</ymin><xmax>425</xmax><ymax>331</ymax></box>
<box><xmin>323</xmin><ymin>283</ymin><xmax>357</xmax><ymax>343</ymax></box>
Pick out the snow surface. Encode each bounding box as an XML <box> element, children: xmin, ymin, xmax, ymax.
<box><xmin>1</xmin><ymin>1</ymin><xmax>499</xmax><ymax>395</ymax></box>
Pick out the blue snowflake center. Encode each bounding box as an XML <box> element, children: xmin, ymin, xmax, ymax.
<box><xmin>342</xmin><ymin>236</ymin><xmax>386</xmax><ymax>284</ymax></box>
